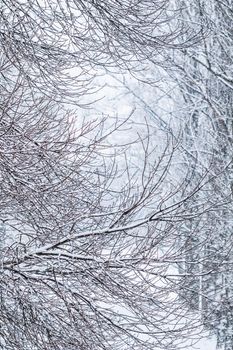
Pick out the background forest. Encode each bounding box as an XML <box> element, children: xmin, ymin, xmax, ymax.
<box><xmin>0</xmin><ymin>1</ymin><xmax>232</xmax><ymax>349</ymax></box>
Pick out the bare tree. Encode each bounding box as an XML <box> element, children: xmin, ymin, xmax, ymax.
<box><xmin>0</xmin><ymin>1</ymin><xmax>230</xmax><ymax>349</ymax></box>
<box><xmin>0</xmin><ymin>0</ymin><xmax>202</xmax><ymax>102</ymax></box>
<box><xmin>0</xmin><ymin>64</ymin><xmax>230</xmax><ymax>349</ymax></box>
<box><xmin>164</xmin><ymin>1</ymin><xmax>233</xmax><ymax>348</ymax></box>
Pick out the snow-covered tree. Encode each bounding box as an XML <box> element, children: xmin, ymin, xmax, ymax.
<box><xmin>168</xmin><ymin>1</ymin><xmax>233</xmax><ymax>348</ymax></box>
<box><xmin>1</xmin><ymin>1</ymin><xmax>232</xmax><ymax>349</ymax></box>
<box><xmin>0</xmin><ymin>0</ymin><xmax>201</xmax><ymax>102</ymax></box>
